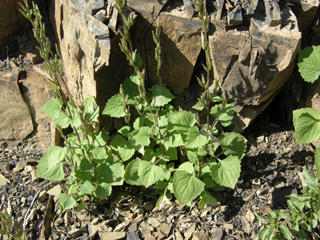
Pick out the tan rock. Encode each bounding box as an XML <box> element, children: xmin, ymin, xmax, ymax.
<box><xmin>209</xmin><ymin>4</ymin><xmax>301</xmax><ymax>132</ymax></box>
<box><xmin>0</xmin><ymin>69</ymin><xmax>33</xmax><ymax>146</ymax></box>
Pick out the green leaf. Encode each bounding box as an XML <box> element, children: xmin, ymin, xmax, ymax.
<box><xmin>301</xmin><ymin>166</ymin><xmax>318</xmax><ymax>191</ymax></box>
<box><xmin>103</xmin><ymin>94</ymin><xmax>126</xmax><ymax>118</ymax></box>
<box><xmin>118</xmin><ymin>126</ymin><xmax>131</xmax><ymax>137</ymax></box>
<box><xmin>210</xmin><ymin>103</ymin><xmax>234</xmax><ymax>127</ymax></box>
<box><xmin>192</xmin><ymin>101</ymin><xmax>204</xmax><ymax>111</ymax></box>
<box><xmin>130</xmin><ymin>73</ymin><xmax>140</xmax><ymax>86</ymax></box>
<box><xmin>210</xmin><ymin>156</ymin><xmax>241</xmax><ymax>189</ymax></box>
<box><xmin>138</xmin><ymin>161</ymin><xmax>164</xmax><ymax>187</ymax></box>
<box><xmin>68</xmin><ymin>102</ymin><xmax>82</xmax><ymax>128</ymax></box>
<box><xmin>110</xmin><ymin>135</ymin><xmax>135</xmax><ymax>161</ymax></box>
<box><xmin>54</xmin><ymin>111</ymin><xmax>72</xmax><ymax>129</ymax></box>
<box><xmin>79</xmin><ymin>158</ymin><xmax>93</xmax><ymax>171</ymax></box>
<box><xmin>94</xmin><ymin>131</ymin><xmax>110</xmax><ymax>147</ymax></box>
<box><xmin>122</xmin><ymin>77</ymin><xmax>139</xmax><ymax>104</ymax></box>
<box><xmin>198</xmin><ymin>191</ymin><xmax>217</xmax><ymax>209</ymax></box>
<box><xmin>186</xmin><ymin>126</ymin><xmax>209</xmax><ymax>148</ymax></box>
<box><xmin>58</xmin><ymin>193</ymin><xmax>76</xmax><ymax>213</ymax></box>
<box><xmin>293</xmin><ymin>108</ymin><xmax>320</xmax><ymax>144</ymax></box>
<box><xmin>259</xmin><ymin>226</ymin><xmax>275</xmax><ymax>240</ymax></box>
<box><xmin>135</xmin><ymin>52</ymin><xmax>143</xmax><ymax>68</ymax></box>
<box><xmin>96</xmin><ymin>182</ymin><xmax>112</xmax><ymax>199</ymax></box>
<box><xmin>254</xmin><ymin>212</ymin><xmax>270</xmax><ymax>224</ymax></box>
<box><xmin>185</xmin><ymin>149</ymin><xmax>200</xmax><ymax>163</ymax></box>
<box><xmin>131</xmin><ymin>127</ymin><xmax>151</xmax><ymax>146</ymax></box>
<box><xmin>297</xmin><ymin>230</ymin><xmax>307</xmax><ymax>239</ymax></box>
<box><xmin>46</xmin><ymin>146</ymin><xmax>67</xmax><ymax>169</ymax></box>
<box><xmin>133</xmin><ymin>117</ymin><xmax>145</xmax><ymax>130</ymax></box>
<box><xmin>38</xmin><ymin>154</ymin><xmax>64</xmax><ymax>181</ymax></box>
<box><xmin>92</xmin><ymin>147</ymin><xmax>110</xmax><ymax>163</ymax></box>
<box><xmin>212</xmin><ymin>95</ymin><xmax>222</xmax><ymax>102</ymax></box>
<box><xmin>156</xmin><ymin>147</ymin><xmax>177</xmax><ymax>161</ymax></box>
<box><xmin>167</xmin><ymin>111</ymin><xmax>196</xmax><ymax>137</ymax></box>
<box><xmin>128</xmin><ymin>134</ymin><xmax>145</xmax><ymax>155</ymax></box>
<box><xmin>279</xmin><ymin>224</ymin><xmax>293</xmax><ymax>240</ymax></box>
<box><xmin>298</xmin><ymin>46</ymin><xmax>320</xmax><ymax>83</ymax></box>
<box><xmin>219</xmin><ymin>132</ymin><xmax>247</xmax><ymax>159</ymax></box>
<box><xmin>315</xmin><ymin>147</ymin><xmax>320</xmax><ymax>179</ymax></box>
<box><xmin>96</xmin><ymin>158</ymin><xmax>124</xmax><ymax>185</ymax></box>
<box><xmin>83</xmin><ymin>96</ymin><xmax>99</xmax><ymax>123</ymax></box>
<box><xmin>177</xmin><ymin>162</ymin><xmax>194</xmax><ymax>174</ymax></box>
<box><xmin>78</xmin><ymin>181</ymin><xmax>95</xmax><ymax>196</ymax></box>
<box><xmin>173</xmin><ymin>170</ymin><xmax>205</xmax><ymax>203</ymax></box>
<box><xmin>156</xmin><ymin>194</ymin><xmax>172</xmax><ymax>210</ymax></box>
<box><xmin>124</xmin><ymin>158</ymin><xmax>143</xmax><ymax>186</ymax></box>
<box><xmin>41</xmin><ymin>99</ymin><xmax>62</xmax><ymax>119</ymax></box>
<box><xmin>77</xmin><ymin>201</ymin><xmax>86</xmax><ymax>211</ymax></box>
<box><xmin>203</xmin><ymin>177</ymin><xmax>216</xmax><ymax>189</ymax></box>
<box><xmin>151</xmin><ymin>84</ymin><xmax>175</xmax><ymax>107</ymax></box>
<box><xmin>164</xmin><ymin>132</ymin><xmax>184</xmax><ymax>148</ymax></box>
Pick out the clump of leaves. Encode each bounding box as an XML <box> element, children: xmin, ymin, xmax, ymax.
<box><xmin>255</xmin><ymin>168</ymin><xmax>320</xmax><ymax>240</ymax></box>
<box><xmin>103</xmin><ymin>0</ymin><xmax>247</xmax><ymax>208</ymax></box>
<box><xmin>20</xmin><ymin>0</ymin><xmax>124</xmax><ymax>212</ymax></box>
<box><xmin>20</xmin><ymin>0</ymin><xmax>247</xmax><ymax>213</ymax></box>
<box><xmin>256</xmin><ymin>46</ymin><xmax>320</xmax><ymax>239</ymax></box>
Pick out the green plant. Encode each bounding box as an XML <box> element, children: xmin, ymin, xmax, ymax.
<box><xmin>255</xmin><ymin>46</ymin><xmax>320</xmax><ymax>239</ymax></box>
<box><xmin>19</xmin><ymin>0</ymin><xmax>124</xmax><ymax>212</ymax></box>
<box><xmin>0</xmin><ymin>201</ymin><xmax>25</xmax><ymax>240</ymax></box>
<box><xmin>20</xmin><ymin>0</ymin><xmax>246</xmax><ymax>213</ymax></box>
<box><xmin>103</xmin><ymin>0</ymin><xmax>246</xmax><ymax>208</ymax></box>
<box><xmin>255</xmin><ymin>168</ymin><xmax>320</xmax><ymax>240</ymax></box>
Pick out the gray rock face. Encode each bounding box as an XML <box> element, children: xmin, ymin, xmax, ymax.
<box><xmin>210</xmin><ymin>4</ymin><xmax>301</xmax><ymax>132</ymax></box>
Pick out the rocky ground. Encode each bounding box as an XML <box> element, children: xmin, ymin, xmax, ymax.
<box><xmin>0</xmin><ymin>111</ymin><xmax>318</xmax><ymax>240</ymax></box>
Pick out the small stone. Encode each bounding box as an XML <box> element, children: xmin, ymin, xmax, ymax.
<box><xmin>223</xmin><ymin>223</ymin><xmax>233</xmax><ymax>230</ymax></box>
<box><xmin>40</xmin><ymin>205</ymin><xmax>46</xmax><ymax>212</ymax></box>
<box><xmin>252</xmin><ymin>178</ymin><xmax>261</xmax><ymax>185</ymax></box>
<box><xmin>227</xmin><ymin>5</ymin><xmax>243</xmax><ymax>26</ymax></box>
<box><xmin>54</xmin><ymin>218</ymin><xmax>64</xmax><ymax>227</ymax></box>
<box><xmin>91</xmin><ymin>217</ymin><xmax>100</xmax><ymax>225</ymax></box>
<box><xmin>38</xmin><ymin>191</ymin><xmax>47</xmax><ymax>202</ymax></box>
<box><xmin>26</xmin><ymin>195</ymin><xmax>34</xmax><ymax>202</ymax></box>
<box><xmin>147</xmin><ymin>217</ymin><xmax>160</xmax><ymax>228</ymax></box>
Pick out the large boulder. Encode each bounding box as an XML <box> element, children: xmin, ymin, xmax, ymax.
<box><xmin>0</xmin><ymin>62</ymin><xmax>55</xmax><ymax>151</ymax></box>
<box><xmin>49</xmin><ymin>0</ymin><xmax>302</xmax><ymax>133</ymax></box>
<box><xmin>210</xmin><ymin>4</ymin><xmax>301</xmax><ymax>132</ymax></box>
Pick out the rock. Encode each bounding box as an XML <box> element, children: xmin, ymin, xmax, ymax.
<box><xmin>209</xmin><ymin>3</ymin><xmax>301</xmax><ymax>132</ymax></box>
<box><xmin>0</xmin><ymin>0</ymin><xmax>28</xmax><ymax>46</ymax></box>
<box><xmin>264</xmin><ymin>0</ymin><xmax>281</xmax><ymax>27</ymax></box>
<box><xmin>0</xmin><ymin>173</ymin><xmax>10</xmax><ymax>187</ymax></box>
<box><xmin>50</xmin><ymin>0</ymin><xmax>111</xmax><ymax>104</ymax></box>
<box><xmin>126</xmin><ymin>0</ymin><xmax>168</xmax><ymax>23</ymax></box>
<box><xmin>50</xmin><ymin>0</ymin><xmax>305</xmax><ymax>135</ymax></box>
<box><xmin>183</xmin><ymin>0</ymin><xmax>194</xmax><ymax>18</ymax></box>
<box><xmin>288</xmin><ymin>0</ymin><xmax>319</xmax><ymax>36</ymax></box>
<box><xmin>215</xmin><ymin>0</ymin><xmax>225</xmax><ymax>20</ymax></box>
<box><xmin>227</xmin><ymin>5</ymin><xmax>243</xmax><ymax>26</ymax></box>
<box><xmin>143</xmin><ymin>11</ymin><xmax>202</xmax><ymax>94</ymax></box>
<box><xmin>19</xmin><ymin>65</ymin><xmax>56</xmax><ymax>150</ymax></box>
<box><xmin>0</xmin><ymin>68</ymin><xmax>33</xmax><ymax>147</ymax></box>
